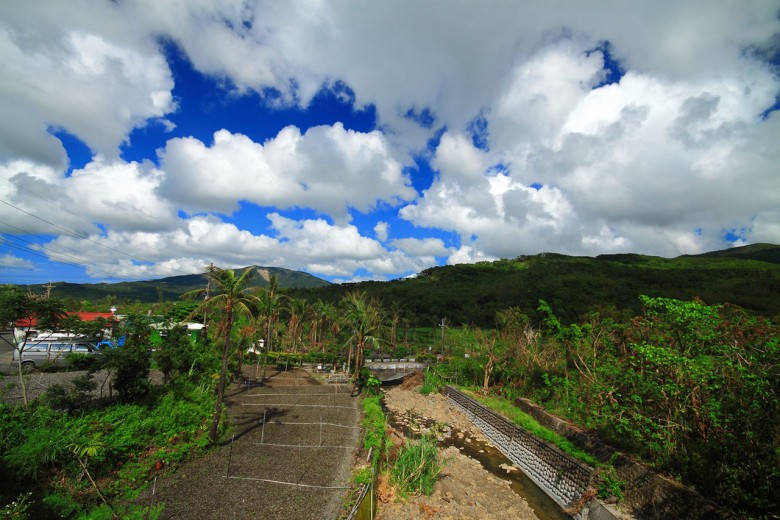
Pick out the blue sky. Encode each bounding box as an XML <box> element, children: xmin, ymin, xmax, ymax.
<box><xmin>1</xmin><ymin>1</ymin><xmax>779</xmax><ymax>286</ymax></box>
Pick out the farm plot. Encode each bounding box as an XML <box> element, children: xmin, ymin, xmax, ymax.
<box><xmin>146</xmin><ymin>368</ymin><xmax>361</xmax><ymax>520</ymax></box>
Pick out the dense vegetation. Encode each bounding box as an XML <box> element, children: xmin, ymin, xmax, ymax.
<box><xmin>0</xmin><ymin>285</ymin><xmax>223</xmax><ymax>518</ymax></box>
<box><xmin>431</xmin><ymin>297</ymin><xmax>779</xmax><ymax>518</ymax></box>
<box><xmin>13</xmin><ymin>244</ymin><xmax>780</xmax><ymax>326</ymax></box>
<box><xmin>291</xmin><ymin>243</ymin><xmax>780</xmax><ymax>326</ymax></box>
<box><xmin>0</xmin><ymin>385</ymin><xmax>214</xmax><ymax>519</ymax></box>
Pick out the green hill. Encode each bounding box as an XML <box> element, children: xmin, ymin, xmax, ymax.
<box><xmin>22</xmin><ymin>266</ymin><xmax>329</xmax><ymax>302</ymax></box>
<box><xmin>680</xmin><ymin>242</ymin><xmax>780</xmax><ymax>264</ymax></box>
<box><xmin>290</xmin><ymin>244</ymin><xmax>780</xmax><ymax>326</ymax></box>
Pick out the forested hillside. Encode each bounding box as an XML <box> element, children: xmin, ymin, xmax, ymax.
<box><xmin>291</xmin><ymin>243</ymin><xmax>780</xmax><ymax>325</ymax></box>
<box><xmin>12</xmin><ymin>244</ymin><xmax>780</xmax><ymax>326</ymax></box>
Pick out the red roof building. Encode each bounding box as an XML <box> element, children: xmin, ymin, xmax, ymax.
<box><xmin>15</xmin><ymin>312</ymin><xmax>116</xmax><ymax>328</ymax></box>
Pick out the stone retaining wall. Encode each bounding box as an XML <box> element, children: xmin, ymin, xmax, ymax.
<box><xmin>443</xmin><ymin>386</ymin><xmax>594</xmax><ymax>510</ymax></box>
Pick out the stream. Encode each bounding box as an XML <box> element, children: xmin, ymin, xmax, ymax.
<box><xmin>384</xmin><ymin>405</ymin><xmax>570</xmax><ymax>520</ymax></box>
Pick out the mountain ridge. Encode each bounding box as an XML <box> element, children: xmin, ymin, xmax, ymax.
<box><xmin>16</xmin><ymin>265</ymin><xmax>330</xmax><ymax>302</ymax></box>
<box><xmin>11</xmin><ymin>244</ymin><xmax>780</xmax><ymax>323</ymax></box>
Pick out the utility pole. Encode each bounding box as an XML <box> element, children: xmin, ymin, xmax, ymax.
<box><xmin>203</xmin><ymin>263</ymin><xmax>213</xmax><ymax>327</ymax></box>
<box><xmin>439</xmin><ymin>318</ymin><xmax>447</xmax><ymax>356</ymax></box>
<box><xmin>43</xmin><ymin>281</ymin><xmax>53</xmax><ymax>299</ymax></box>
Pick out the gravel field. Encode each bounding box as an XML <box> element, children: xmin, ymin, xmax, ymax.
<box><xmin>139</xmin><ymin>367</ymin><xmax>362</xmax><ymax>520</ymax></box>
<box><xmin>0</xmin><ymin>366</ymin><xmax>164</xmax><ymax>405</ymax></box>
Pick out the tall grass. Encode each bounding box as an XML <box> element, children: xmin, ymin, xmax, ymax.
<box><xmin>360</xmin><ymin>394</ymin><xmax>387</xmax><ymax>468</ymax></box>
<box><xmin>419</xmin><ymin>368</ymin><xmax>442</xmax><ymax>395</ymax></box>
<box><xmin>0</xmin><ymin>383</ymin><xmax>214</xmax><ymax>517</ymax></box>
<box><xmin>391</xmin><ymin>435</ymin><xmax>442</xmax><ymax>496</ymax></box>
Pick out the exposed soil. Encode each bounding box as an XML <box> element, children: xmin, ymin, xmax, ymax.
<box><xmin>378</xmin><ymin>375</ymin><xmax>541</xmax><ymax>520</ymax></box>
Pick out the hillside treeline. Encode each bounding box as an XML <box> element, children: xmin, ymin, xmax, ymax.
<box><xmin>291</xmin><ymin>250</ymin><xmax>780</xmax><ymax>326</ymax></box>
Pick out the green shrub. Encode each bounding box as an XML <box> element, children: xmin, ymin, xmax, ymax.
<box><xmin>153</xmin><ymin>325</ymin><xmax>195</xmax><ymax>383</ymax></box>
<box><xmin>1</xmin><ymin>492</ymin><xmax>33</xmax><ymax>519</ymax></box>
<box><xmin>2</xmin><ymin>406</ymin><xmax>68</xmax><ymax>478</ymax></box>
<box><xmin>597</xmin><ymin>466</ymin><xmax>625</xmax><ymax>501</ymax></box>
<box><xmin>39</xmin><ymin>361</ymin><xmax>57</xmax><ymax>373</ymax></box>
<box><xmin>44</xmin><ymin>384</ymin><xmax>78</xmax><ymax>411</ymax></box>
<box><xmin>364</xmin><ymin>374</ymin><xmax>381</xmax><ymax>396</ymax></box>
<box><xmin>42</xmin><ymin>493</ymin><xmax>82</xmax><ymax>517</ymax></box>
<box><xmin>72</xmin><ymin>373</ymin><xmax>97</xmax><ymax>395</ymax></box>
<box><xmin>0</xmin><ymin>383</ymin><xmax>213</xmax><ymax>515</ymax></box>
<box><xmin>67</xmin><ymin>353</ymin><xmax>98</xmax><ymax>371</ymax></box>
<box><xmin>353</xmin><ymin>466</ymin><xmax>373</xmax><ymax>485</ymax></box>
<box><xmin>420</xmin><ymin>368</ymin><xmax>442</xmax><ymax>395</ymax></box>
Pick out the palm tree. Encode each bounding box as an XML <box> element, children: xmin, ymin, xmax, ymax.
<box><xmin>388</xmin><ymin>301</ymin><xmax>404</xmax><ymax>356</ymax></box>
<box><xmin>286</xmin><ymin>298</ymin><xmax>308</xmax><ymax>353</ymax></box>
<box><xmin>256</xmin><ymin>274</ymin><xmax>287</xmax><ymax>378</ymax></box>
<box><xmin>341</xmin><ymin>291</ymin><xmax>383</xmax><ymax>380</ymax></box>
<box><xmin>258</xmin><ymin>275</ymin><xmax>282</xmax><ymax>352</ymax></box>
<box><xmin>183</xmin><ymin>265</ymin><xmax>259</xmax><ymax>443</ymax></box>
<box><xmin>311</xmin><ymin>299</ymin><xmax>335</xmax><ymax>352</ymax></box>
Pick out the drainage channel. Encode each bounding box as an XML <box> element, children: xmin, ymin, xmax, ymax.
<box><xmin>385</xmin><ymin>407</ymin><xmax>569</xmax><ymax>520</ymax></box>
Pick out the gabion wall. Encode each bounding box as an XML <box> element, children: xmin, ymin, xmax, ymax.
<box><xmin>443</xmin><ymin>386</ymin><xmax>594</xmax><ymax>509</ymax></box>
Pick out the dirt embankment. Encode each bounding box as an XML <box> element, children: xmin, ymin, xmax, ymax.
<box><xmin>378</xmin><ymin>378</ymin><xmax>540</xmax><ymax>520</ymax></box>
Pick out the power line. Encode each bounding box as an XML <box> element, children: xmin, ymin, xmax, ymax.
<box><xmin>0</xmin><ymin>232</ymin><xmax>124</xmax><ymax>280</ymax></box>
<box><xmin>0</xmin><ymin>175</ymin><xmax>223</xmax><ymax>283</ymax></box>
<box><xmin>0</xmin><ymin>220</ymin><xmax>131</xmax><ymax>278</ymax></box>
<box><xmin>0</xmin><ymin>218</ymin><xmax>148</xmax><ymax>280</ymax></box>
<box><xmin>0</xmin><ymin>197</ymin><xmax>195</xmax><ymax>279</ymax></box>
<box><xmin>0</xmin><ymin>174</ymin><xmax>96</xmax><ymax>229</ymax></box>
<box><xmin>0</xmin><ymin>197</ymin><xmax>152</xmax><ymax>261</ymax></box>
<box><xmin>0</xmin><ymin>237</ymin><xmax>126</xmax><ymax>280</ymax></box>
<box><xmin>0</xmin><ymin>175</ymin><xmax>197</xmax><ymax>278</ymax></box>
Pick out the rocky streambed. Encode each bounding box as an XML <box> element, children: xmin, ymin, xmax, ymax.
<box><xmin>377</xmin><ymin>381</ymin><xmax>568</xmax><ymax>520</ymax></box>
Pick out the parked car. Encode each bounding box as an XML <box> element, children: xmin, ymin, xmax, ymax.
<box><xmin>12</xmin><ymin>340</ymin><xmax>103</xmax><ymax>371</ymax></box>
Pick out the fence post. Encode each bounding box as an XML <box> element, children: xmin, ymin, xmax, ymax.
<box><xmin>226</xmin><ymin>434</ymin><xmax>235</xmax><ymax>477</ymax></box>
<box><xmin>261</xmin><ymin>409</ymin><xmax>267</xmax><ymax>444</ymax></box>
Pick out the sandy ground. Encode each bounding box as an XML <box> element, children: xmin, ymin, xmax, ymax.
<box><xmin>378</xmin><ymin>379</ymin><xmax>540</xmax><ymax>520</ymax></box>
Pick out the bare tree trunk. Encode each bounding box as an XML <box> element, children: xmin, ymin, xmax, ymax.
<box><xmin>209</xmin><ymin>308</ymin><xmax>234</xmax><ymax>443</ymax></box>
<box><xmin>75</xmin><ymin>454</ymin><xmax>116</xmax><ymax>518</ymax></box>
<box><xmin>16</xmin><ymin>347</ymin><xmax>29</xmax><ymax>407</ymax></box>
<box><xmin>353</xmin><ymin>339</ymin><xmax>364</xmax><ymax>380</ymax></box>
<box><xmin>483</xmin><ymin>358</ymin><xmax>494</xmax><ymax>392</ymax></box>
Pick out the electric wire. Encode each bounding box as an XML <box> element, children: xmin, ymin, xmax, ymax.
<box><xmin>0</xmin><ymin>218</ymin><xmax>139</xmax><ymax>279</ymax></box>
<box><xmin>1</xmin><ymin>231</ymin><xmax>122</xmax><ymax>279</ymax></box>
<box><xmin>0</xmin><ymin>197</ymin><xmax>158</xmax><ymax>264</ymax></box>
<box><xmin>0</xmin><ymin>174</ymin><xmax>95</xmax><ymax>230</ymax></box>
<box><xmin>0</xmin><ymin>175</ymin><xmax>194</xmax><ymax>278</ymax></box>
<box><xmin>0</xmin><ymin>202</ymin><xmax>195</xmax><ymax>282</ymax></box>
<box><xmin>0</xmin><ymin>218</ymin><xmax>148</xmax><ymax>280</ymax></box>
